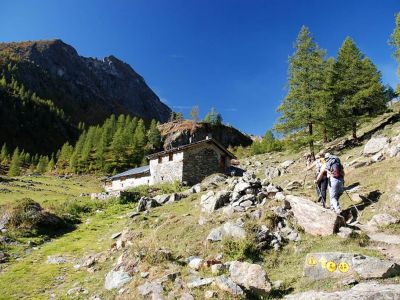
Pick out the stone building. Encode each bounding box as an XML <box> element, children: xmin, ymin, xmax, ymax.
<box><xmin>147</xmin><ymin>138</ymin><xmax>236</xmax><ymax>186</ymax></box>
<box><xmin>104</xmin><ymin>138</ymin><xmax>235</xmax><ymax>191</ymax></box>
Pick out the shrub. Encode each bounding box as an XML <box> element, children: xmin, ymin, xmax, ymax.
<box><xmin>222</xmin><ymin>238</ymin><xmax>260</xmax><ymax>262</ymax></box>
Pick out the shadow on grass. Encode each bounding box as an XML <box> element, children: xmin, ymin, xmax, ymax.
<box><xmin>342</xmin><ymin>190</ymin><xmax>381</xmax><ymax>223</ymax></box>
<box><xmin>244</xmin><ymin>287</ymin><xmax>295</xmax><ymax>299</ymax></box>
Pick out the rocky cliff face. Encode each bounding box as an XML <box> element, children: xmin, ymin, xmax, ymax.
<box><xmin>0</xmin><ymin>39</ymin><xmax>171</xmax><ymax>124</ymax></box>
<box><xmin>158</xmin><ymin>121</ymin><xmax>253</xmax><ymax>149</ymax></box>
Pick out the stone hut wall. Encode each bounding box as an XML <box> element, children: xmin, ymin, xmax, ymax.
<box><xmin>149</xmin><ymin>152</ymin><xmax>184</xmax><ymax>185</ymax></box>
<box><xmin>182</xmin><ymin>144</ymin><xmax>227</xmax><ymax>185</ymax></box>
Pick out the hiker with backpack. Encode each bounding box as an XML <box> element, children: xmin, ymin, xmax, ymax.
<box><xmin>323</xmin><ymin>152</ymin><xmax>345</xmax><ymax>214</ymax></box>
<box><xmin>307</xmin><ymin>153</ymin><xmax>328</xmax><ymax>207</ymax></box>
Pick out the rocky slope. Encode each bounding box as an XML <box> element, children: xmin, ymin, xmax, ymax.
<box><xmin>0</xmin><ymin>109</ymin><xmax>400</xmax><ymax>299</ymax></box>
<box><xmin>0</xmin><ymin>39</ymin><xmax>171</xmax><ymax>124</ymax></box>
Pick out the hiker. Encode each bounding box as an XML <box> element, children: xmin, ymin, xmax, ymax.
<box><xmin>324</xmin><ymin>152</ymin><xmax>345</xmax><ymax>214</ymax></box>
<box><xmin>303</xmin><ymin>153</ymin><xmax>313</xmax><ymax>167</ymax></box>
<box><xmin>307</xmin><ymin>153</ymin><xmax>328</xmax><ymax>207</ymax></box>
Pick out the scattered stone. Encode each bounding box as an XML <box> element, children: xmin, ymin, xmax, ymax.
<box><xmin>265</xmin><ymin>166</ymin><xmax>281</xmax><ymax>180</ymax></box>
<box><xmin>229</xmin><ymin>261</ymin><xmax>271</xmax><ymax>296</ymax></box>
<box><xmin>204</xmin><ymin>290</ymin><xmax>215</xmax><ymax>299</ymax></box>
<box><xmin>304</xmin><ymin>252</ymin><xmax>400</xmax><ymax>281</ymax></box>
<box><xmin>274</xmin><ymin>192</ymin><xmax>285</xmax><ymax>201</ymax></box>
<box><xmin>140</xmin><ymin>272</ymin><xmax>149</xmax><ymax>278</ymax></box>
<box><xmin>285</xmin><ymin>181</ymin><xmax>302</xmax><ymax>191</ymax></box>
<box><xmin>233</xmin><ymin>181</ymin><xmax>251</xmax><ymax>193</ymax></box>
<box><xmin>187</xmin><ymin>277</ymin><xmax>214</xmax><ymax>288</ymax></box>
<box><xmin>285</xmin><ymin>195</ymin><xmax>345</xmax><ymax>236</ymax></box>
<box><xmin>211</xmin><ymin>263</ymin><xmax>225</xmax><ymax>275</ymax></box>
<box><xmin>47</xmin><ymin>255</ymin><xmax>68</xmax><ymax>264</ymax></box>
<box><xmin>104</xmin><ymin>270</ymin><xmax>132</xmax><ymax>290</ymax></box>
<box><xmin>363</xmin><ymin>136</ymin><xmax>389</xmax><ymax>156</ymax></box>
<box><xmin>337</xmin><ymin>227</ymin><xmax>353</xmax><ymax>238</ymax></box>
<box><xmin>188</xmin><ymin>256</ymin><xmax>204</xmax><ymax>270</ymax></box>
<box><xmin>201</xmin><ymin>173</ymin><xmax>228</xmax><ymax>190</ymax></box>
<box><xmin>285</xmin><ymin>282</ymin><xmax>400</xmax><ymax>300</ymax></box>
<box><xmin>0</xmin><ymin>251</ymin><xmax>9</xmax><ymax>263</ymax></box>
<box><xmin>215</xmin><ymin>275</ymin><xmax>244</xmax><ymax>296</ymax></box>
<box><xmin>154</xmin><ymin>194</ymin><xmax>170</xmax><ymax>205</ymax></box>
<box><xmin>371</xmin><ymin>152</ymin><xmax>385</xmax><ymax>162</ymax></box>
<box><xmin>200</xmin><ymin>190</ymin><xmax>231</xmax><ymax>213</ymax></box>
<box><xmin>368</xmin><ymin>214</ymin><xmax>399</xmax><ymax>227</ymax></box>
<box><xmin>111</xmin><ymin>232</ymin><xmax>122</xmax><ymax>239</ymax></box>
<box><xmin>280</xmin><ymin>160</ymin><xmax>294</xmax><ymax>169</ymax></box>
<box><xmin>137</xmin><ymin>281</ymin><xmax>164</xmax><ymax>298</ymax></box>
<box><xmin>207</xmin><ymin>222</ymin><xmax>246</xmax><ymax>242</ymax></box>
<box><xmin>137</xmin><ymin>196</ymin><xmax>160</xmax><ymax>212</ymax></box>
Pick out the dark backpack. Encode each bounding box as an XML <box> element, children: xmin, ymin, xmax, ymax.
<box><xmin>326</xmin><ymin>156</ymin><xmax>344</xmax><ymax>179</ymax></box>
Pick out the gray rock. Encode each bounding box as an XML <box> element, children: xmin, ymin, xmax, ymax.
<box><xmin>188</xmin><ymin>256</ymin><xmax>203</xmax><ymax>270</ymax></box>
<box><xmin>337</xmin><ymin>227</ymin><xmax>353</xmax><ymax>238</ymax></box>
<box><xmin>0</xmin><ymin>251</ymin><xmax>9</xmax><ymax>263</ymax></box>
<box><xmin>137</xmin><ymin>281</ymin><xmax>164</xmax><ymax>297</ymax></box>
<box><xmin>285</xmin><ymin>282</ymin><xmax>400</xmax><ymax>300</ymax></box>
<box><xmin>363</xmin><ymin>136</ymin><xmax>389</xmax><ymax>156</ymax></box>
<box><xmin>285</xmin><ymin>195</ymin><xmax>345</xmax><ymax>236</ymax></box>
<box><xmin>229</xmin><ymin>261</ymin><xmax>271</xmax><ymax>296</ymax></box>
<box><xmin>215</xmin><ymin>275</ymin><xmax>244</xmax><ymax>296</ymax></box>
<box><xmin>47</xmin><ymin>255</ymin><xmax>68</xmax><ymax>264</ymax></box>
<box><xmin>180</xmin><ymin>293</ymin><xmax>195</xmax><ymax>300</ymax></box>
<box><xmin>368</xmin><ymin>214</ymin><xmax>398</xmax><ymax>227</ymax></box>
<box><xmin>371</xmin><ymin>152</ymin><xmax>385</xmax><ymax>162</ymax></box>
<box><xmin>274</xmin><ymin>192</ymin><xmax>285</xmax><ymax>201</ymax></box>
<box><xmin>207</xmin><ymin>222</ymin><xmax>247</xmax><ymax>242</ymax></box>
<box><xmin>204</xmin><ymin>291</ymin><xmax>215</xmax><ymax>299</ymax></box>
<box><xmin>137</xmin><ymin>196</ymin><xmax>160</xmax><ymax>212</ymax></box>
<box><xmin>265</xmin><ymin>166</ymin><xmax>281</xmax><ymax>180</ymax></box>
<box><xmin>200</xmin><ymin>190</ymin><xmax>231</xmax><ymax>213</ymax></box>
<box><xmin>154</xmin><ymin>194</ymin><xmax>170</xmax><ymax>204</ymax></box>
<box><xmin>304</xmin><ymin>252</ymin><xmax>400</xmax><ymax>281</ymax></box>
<box><xmin>240</xmin><ymin>200</ymin><xmax>254</xmax><ymax>207</ymax></box>
<box><xmin>104</xmin><ymin>270</ymin><xmax>132</xmax><ymax>290</ymax></box>
<box><xmin>280</xmin><ymin>160</ymin><xmax>294</xmax><ymax>169</ymax></box>
<box><xmin>126</xmin><ymin>211</ymin><xmax>140</xmax><ymax>218</ymax></box>
<box><xmin>233</xmin><ymin>181</ymin><xmax>251</xmax><ymax>193</ymax></box>
<box><xmin>201</xmin><ymin>173</ymin><xmax>228</xmax><ymax>190</ymax></box>
<box><xmin>211</xmin><ymin>263</ymin><xmax>225</xmax><ymax>275</ymax></box>
<box><xmin>186</xmin><ymin>277</ymin><xmax>214</xmax><ymax>288</ymax></box>
<box><xmin>285</xmin><ymin>181</ymin><xmax>302</xmax><ymax>191</ymax></box>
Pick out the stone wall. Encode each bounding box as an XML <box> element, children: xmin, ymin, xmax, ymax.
<box><xmin>150</xmin><ymin>152</ymin><xmax>184</xmax><ymax>185</ymax></box>
<box><xmin>182</xmin><ymin>144</ymin><xmax>229</xmax><ymax>185</ymax></box>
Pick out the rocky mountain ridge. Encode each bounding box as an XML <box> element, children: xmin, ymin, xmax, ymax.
<box><xmin>0</xmin><ymin>39</ymin><xmax>171</xmax><ymax>124</ymax></box>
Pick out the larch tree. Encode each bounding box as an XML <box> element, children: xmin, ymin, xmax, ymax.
<box><xmin>390</xmin><ymin>12</ymin><xmax>400</xmax><ymax>93</ymax></box>
<box><xmin>336</xmin><ymin>37</ymin><xmax>386</xmax><ymax>139</ymax></box>
<box><xmin>275</xmin><ymin>26</ymin><xmax>325</xmax><ymax>158</ymax></box>
<box><xmin>8</xmin><ymin>147</ymin><xmax>21</xmax><ymax>176</ymax></box>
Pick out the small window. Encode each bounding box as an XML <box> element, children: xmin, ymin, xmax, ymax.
<box><xmin>169</xmin><ymin>153</ymin><xmax>173</xmax><ymax>161</ymax></box>
<box><xmin>158</xmin><ymin>157</ymin><xmax>162</xmax><ymax>164</ymax></box>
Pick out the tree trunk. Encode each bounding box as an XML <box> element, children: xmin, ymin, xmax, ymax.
<box><xmin>308</xmin><ymin>123</ymin><xmax>315</xmax><ymax>160</ymax></box>
<box><xmin>323</xmin><ymin>127</ymin><xmax>328</xmax><ymax>143</ymax></box>
<box><xmin>352</xmin><ymin>121</ymin><xmax>357</xmax><ymax>140</ymax></box>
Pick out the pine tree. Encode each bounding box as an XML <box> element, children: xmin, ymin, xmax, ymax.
<box><xmin>36</xmin><ymin>156</ymin><xmax>48</xmax><ymax>174</ymax></box>
<box><xmin>204</xmin><ymin>107</ymin><xmax>223</xmax><ymax>125</ymax></box>
<box><xmin>390</xmin><ymin>12</ymin><xmax>400</xmax><ymax>93</ymax></box>
<box><xmin>132</xmin><ymin>119</ymin><xmax>147</xmax><ymax>165</ymax></box>
<box><xmin>0</xmin><ymin>143</ymin><xmax>9</xmax><ymax>163</ymax></box>
<box><xmin>336</xmin><ymin>38</ymin><xmax>386</xmax><ymax>139</ymax></box>
<box><xmin>147</xmin><ymin>120</ymin><xmax>161</xmax><ymax>150</ymax></box>
<box><xmin>47</xmin><ymin>157</ymin><xmax>55</xmax><ymax>173</ymax></box>
<box><xmin>275</xmin><ymin>26</ymin><xmax>325</xmax><ymax>157</ymax></box>
<box><xmin>8</xmin><ymin>148</ymin><xmax>21</xmax><ymax>176</ymax></box>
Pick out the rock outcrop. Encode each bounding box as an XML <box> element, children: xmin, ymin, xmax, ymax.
<box><xmin>285</xmin><ymin>195</ymin><xmax>344</xmax><ymax>236</ymax></box>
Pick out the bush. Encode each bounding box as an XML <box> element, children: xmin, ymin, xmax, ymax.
<box><xmin>222</xmin><ymin>238</ymin><xmax>260</xmax><ymax>262</ymax></box>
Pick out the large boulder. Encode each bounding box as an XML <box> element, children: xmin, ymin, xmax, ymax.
<box><xmin>200</xmin><ymin>191</ymin><xmax>231</xmax><ymax>214</ymax></box>
<box><xmin>363</xmin><ymin>136</ymin><xmax>389</xmax><ymax>156</ymax></box>
<box><xmin>229</xmin><ymin>261</ymin><xmax>271</xmax><ymax>296</ymax></box>
<box><xmin>285</xmin><ymin>195</ymin><xmax>344</xmax><ymax>236</ymax></box>
<box><xmin>200</xmin><ymin>173</ymin><xmax>227</xmax><ymax>190</ymax></box>
<box><xmin>265</xmin><ymin>166</ymin><xmax>281</xmax><ymax>180</ymax></box>
<box><xmin>207</xmin><ymin>222</ymin><xmax>246</xmax><ymax>242</ymax></box>
<box><xmin>304</xmin><ymin>252</ymin><xmax>400</xmax><ymax>281</ymax></box>
<box><xmin>214</xmin><ymin>275</ymin><xmax>244</xmax><ymax>296</ymax></box>
<box><xmin>137</xmin><ymin>196</ymin><xmax>160</xmax><ymax>212</ymax></box>
<box><xmin>367</xmin><ymin>214</ymin><xmax>398</xmax><ymax>227</ymax></box>
<box><xmin>137</xmin><ymin>281</ymin><xmax>164</xmax><ymax>298</ymax></box>
<box><xmin>285</xmin><ymin>282</ymin><xmax>400</xmax><ymax>300</ymax></box>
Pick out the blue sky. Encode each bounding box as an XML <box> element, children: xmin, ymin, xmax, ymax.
<box><xmin>1</xmin><ymin>0</ymin><xmax>399</xmax><ymax>135</ymax></box>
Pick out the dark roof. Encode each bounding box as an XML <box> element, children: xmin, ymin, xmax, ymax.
<box><xmin>107</xmin><ymin>165</ymin><xmax>150</xmax><ymax>181</ymax></box>
<box><xmin>146</xmin><ymin>138</ymin><xmax>236</xmax><ymax>160</ymax></box>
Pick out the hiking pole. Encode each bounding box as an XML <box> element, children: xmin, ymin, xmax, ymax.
<box><xmin>302</xmin><ymin>170</ymin><xmax>309</xmax><ymax>189</ymax></box>
<box><xmin>343</xmin><ymin>190</ymin><xmax>361</xmax><ymax>223</ymax></box>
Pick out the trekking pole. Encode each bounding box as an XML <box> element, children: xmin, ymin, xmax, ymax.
<box><xmin>343</xmin><ymin>190</ymin><xmax>361</xmax><ymax>223</ymax></box>
<box><xmin>302</xmin><ymin>170</ymin><xmax>309</xmax><ymax>189</ymax></box>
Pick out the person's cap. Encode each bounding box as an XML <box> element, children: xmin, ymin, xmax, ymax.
<box><xmin>324</xmin><ymin>153</ymin><xmax>331</xmax><ymax>159</ymax></box>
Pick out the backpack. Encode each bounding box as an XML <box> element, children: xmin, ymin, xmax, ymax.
<box><xmin>326</xmin><ymin>156</ymin><xmax>344</xmax><ymax>179</ymax></box>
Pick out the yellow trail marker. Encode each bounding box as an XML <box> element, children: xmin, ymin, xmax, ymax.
<box><xmin>307</xmin><ymin>256</ymin><xmax>317</xmax><ymax>266</ymax></box>
<box><xmin>339</xmin><ymin>261</ymin><xmax>350</xmax><ymax>273</ymax></box>
<box><xmin>319</xmin><ymin>257</ymin><xmax>327</xmax><ymax>269</ymax></box>
<box><xmin>326</xmin><ymin>261</ymin><xmax>337</xmax><ymax>272</ymax></box>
